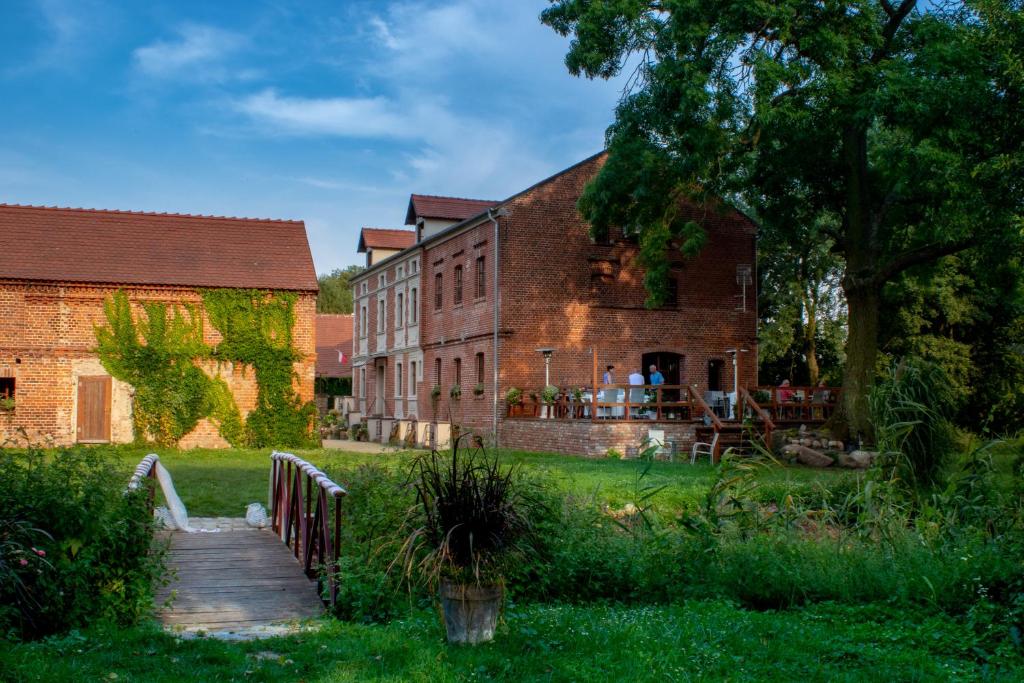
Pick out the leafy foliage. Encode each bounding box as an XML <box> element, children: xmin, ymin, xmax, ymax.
<box><xmin>203</xmin><ymin>289</ymin><xmax>317</xmax><ymax>448</ymax></box>
<box><xmin>95</xmin><ymin>289</ymin><xmax>315</xmax><ymax>448</ymax></box>
<box><xmin>0</xmin><ymin>447</ymin><xmax>163</xmax><ymax>639</ymax></box>
<box><xmin>542</xmin><ymin>0</ymin><xmax>1024</xmax><ymax>435</ymax></box>
<box><xmin>316</xmin><ymin>265</ymin><xmax>364</xmax><ymax>314</ymax></box>
<box><xmin>95</xmin><ymin>292</ymin><xmax>213</xmax><ymax>445</ymax></box>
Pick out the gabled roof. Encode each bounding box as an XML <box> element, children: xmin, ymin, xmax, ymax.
<box><xmin>404</xmin><ymin>194</ymin><xmax>498</xmax><ymax>225</ymax></box>
<box><xmin>357</xmin><ymin>227</ymin><xmax>416</xmax><ymax>253</ymax></box>
<box><xmin>315</xmin><ymin>314</ymin><xmax>353</xmax><ymax>378</ymax></box>
<box><xmin>0</xmin><ymin>204</ymin><xmax>318</xmax><ymax>291</ymax></box>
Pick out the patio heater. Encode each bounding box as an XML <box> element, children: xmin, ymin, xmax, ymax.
<box><xmin>725</xmin><ymin>348</ymin><xmax>749</xmax><ymax>419</ymax></box>
<box><xmin>535</xmin><ymin>347</ymin><xmax>555</xmax><ymax>387</ymax></box>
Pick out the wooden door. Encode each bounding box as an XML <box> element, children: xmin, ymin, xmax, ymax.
<box><xmin>77</xmin><ymin>376</ymin><xmax>111</xmax><ymax>443</ymax></box>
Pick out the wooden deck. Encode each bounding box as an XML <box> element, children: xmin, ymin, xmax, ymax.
<box><xmin>155</xmin><ymin>520</ymin><xmax>324</xmax><ymax>632</ymax></box>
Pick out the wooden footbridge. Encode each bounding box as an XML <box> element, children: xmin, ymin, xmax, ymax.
<box><xmin>130</xmin><ymin>452</ymin><xmax>347</xmax><ymax>634</ymax></box>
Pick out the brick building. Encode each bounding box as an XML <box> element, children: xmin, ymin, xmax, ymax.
<box><xmin>0</xmin><ymin>204</ymin><xmax>318</xmax><ymax>448</ymax></box>
<box><xmin>349</xmin><ymin>153</ymin><xmax>758</xmax><ymax>455</ymax></box>
<box><xmin>315</xmin><ymin>313</ymin><xmax>353</xmax><ymax>413</ymax></box>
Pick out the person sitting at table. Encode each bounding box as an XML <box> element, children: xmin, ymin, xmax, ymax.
<box><xmin>603</xmin><ymin>365</ymin><xmax>615</xmax><ymax>385</ymax></box>
<box><xmin>777</xmin><ymin>379</ymin><xmax>794</xmax><ymax>403</ymax></box>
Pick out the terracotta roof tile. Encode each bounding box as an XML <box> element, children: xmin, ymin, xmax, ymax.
<box><xmin>315</xmin><ymin>314</ymin><xmax>353</xmax><ymax>377</ymax></box>
<box><xmin>357</xmin><ymin>227</ymin><xmax>416</xmax><ymax>252</ymax></box>
<box><xmin>405</xmin><ymin>194</ymin><xmax>497</xmax><ymax>225</ymax></box>
<box><xmin>0</xmin><ymin>204</ymin><xmax>318</xmax><ymax>291</ymax></box>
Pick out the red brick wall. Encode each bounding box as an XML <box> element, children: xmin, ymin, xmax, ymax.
<box><xmin>499</xmin><ymin>418</ymin><xmax>696</xmax><ymax>458</ymax></box>
<box><xmin>421</xmin><ymin>221</ymin><xmax>497</xmax><ymax>428</ymax></box>
<box><xmin>0</xmin><ymin>280</ymin><xmax>316</xmax><ymax>448</ymax></box>
<box><xmin>416</xmin><ymin>154</ymin><xmax>757</xmax><ymax>446</ymax></box>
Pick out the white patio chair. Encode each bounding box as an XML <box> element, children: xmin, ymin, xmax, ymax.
<box><xmin>690</xmin><ymin>431</ymin><xmax>720</xmax><ymax>465</ymax></box>
<box><xmin>629</xmin><ymin>387</ymin><xmax>647</xmax><ymax>419</ymax></box>
<box><xmin>608</xmin><ymin>388</ymin><xmax>625</xmax><ymax>418</ymax></box>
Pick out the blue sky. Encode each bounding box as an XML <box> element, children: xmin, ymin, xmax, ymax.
<box><xmin>0</xmin><ymin>0</ymin><xmax>625</xmax><ymax>273</ymax></box>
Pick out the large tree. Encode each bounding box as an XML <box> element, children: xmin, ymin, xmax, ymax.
<box><xmin>759</xmin><ymin>215</ymin><xmax>846</xmax><ymax>386</ymax></box>
<box><xmin>543</xmin><ymin>0</ymin><xmax>1023</xmax><ymax>437</ymax></box>
<box><xmin>317</xmin><ymin>265</ymin><xmax>365</xmax><ymax>314</ymax></box>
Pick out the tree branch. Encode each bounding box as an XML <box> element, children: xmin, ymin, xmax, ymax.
<box><xmin>874</xmin><ymin>237</ymin><xmax>973</xmax><ymax>285</ymax></box>
<box><xmin>872</xmin><ymin>0</ymin><xmax>916</xmax><ymax>64</ymax></box>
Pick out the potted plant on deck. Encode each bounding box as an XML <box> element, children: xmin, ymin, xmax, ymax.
<box><xmin>504</xmin><ymin>387</ymin><xmax>522</xmax><ymax>417</ymax></box>
<box><xmin>539</xmin><ymin>385</ymin><xmax>558</xmax><ymax>419</ymax></box>
<box><xmin>399</xmin><ymin>435</ymin><xmax>536</xmax><ymax>644</ymax></box>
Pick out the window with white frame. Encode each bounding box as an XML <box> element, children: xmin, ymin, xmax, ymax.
<box><xmin>396</xmin><ymin>292</ymin><xmax>404</xmax><ymax>328</ymax></box>
<box><xmin>410</xmin><ymin>288</ymin><xmax>418</xmax><ymax>323</ymax></box>
<box><xmin>396</xmin><ymin>363</ymin><xmax>403</xmax><ymax>396</ymax></box>
<box><xmin>410</xmin><ymin>361</ymin><xmax>417</xmax><ymax>395</ymax></box>
<box><xmin>360</xmin><ymin>305</ymin><xmax>367</xmax><ymax>338</ymax></box>
<box><xmin>377</xmin><ymin>299</ymin><xmax>385</xmax><ymax>333</ymax></box>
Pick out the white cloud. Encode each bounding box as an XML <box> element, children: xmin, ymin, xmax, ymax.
<box><xmin>234</xmin><ymin>88</ymin><xmax>447</xmax><ymax>139</ymax></box>
<box><xmin>133</xmin><ymin>24</ymin><xmax>247</xmax><ymax>81</ymax></box>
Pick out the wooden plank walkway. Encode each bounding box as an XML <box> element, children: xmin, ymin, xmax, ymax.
<box><xmin>155</xmin><ymin>520</ymin><xmax>324</xmax><ymax>632</ymax></box>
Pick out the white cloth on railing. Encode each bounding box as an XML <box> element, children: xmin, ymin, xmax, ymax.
<box><xmin>152</xmin><ymin>461</ymin><xmax>218</xmax><ymax>533</ymax></box>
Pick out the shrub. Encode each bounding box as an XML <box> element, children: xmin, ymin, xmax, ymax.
<box><xmin>505</xmin><ymin>387</ymin><xmax>522</xmax><ymax>405</ymax></box>
<box><xmin>540</xmin><ymin>386</ymin><xmax>559</xmax><ymax>405</ymax></box>
<box><xmin>0</xmin><ymin>447</ymin><xmax>163</xmax><ymax>639</ymax></box>
<box><xmin>449</xmin><ymin>384</ymin><xmax>462</xmax><ymax>400</ymax></box>
<box><xmin>324</xmin><ymin>464</ymin><xmax>419</xmax><ymax>623</ymax></box>
<box><xmin>870</xmin><ymin>357</ymin><xmax>958</xmax><ymax>487</ymax></box>
<box><xmin>473</xmin><ymin>383</ymin><xmax>485</xmax><ymax>397</ymax></box>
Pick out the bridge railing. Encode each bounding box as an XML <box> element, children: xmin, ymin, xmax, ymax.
<box><xmin>270</xmin><ymin>451</ymin><xmax>347</xmax><ymax>606</ymax></box>
<box><xmin>126</xmin><ymin>453</ymin><xmax>159</xmax><ymax>510</ymax></box>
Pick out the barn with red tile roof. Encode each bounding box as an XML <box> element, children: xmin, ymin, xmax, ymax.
<box><xmin>0</xmin><ymin>204</ymin><xmax>319</xmax><ymax>448</ymax></box>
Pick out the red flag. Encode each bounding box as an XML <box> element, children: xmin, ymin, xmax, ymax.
<box><xmin>337</xmin><ymin>348</ymin><xmax>347</xmax><ymax>365</ymax></box>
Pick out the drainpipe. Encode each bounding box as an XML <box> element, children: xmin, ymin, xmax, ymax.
<box><xmin>488</xmin><ymin>207</ymin><xmax>509</xmax><ymax>447</ymax></box>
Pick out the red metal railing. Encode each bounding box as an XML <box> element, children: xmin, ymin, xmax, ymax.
<box><xmin>755</xmin><ymin>385</ymin><xmax>841</xmax><ymax>423</ymax></box>
<box><xmin>505</xmin><ymin>384</ymin><xmax>734</xmax><ymax>424</ymax></box>
<box><xmin>270</xmin><ymin>451</ymin><xmax>347</xmax><ymax>606</ymax></box>
<box><xmin>126</xmin><ymin>453</ymin><xmax>159</xmax><ymax>510</ymax></box>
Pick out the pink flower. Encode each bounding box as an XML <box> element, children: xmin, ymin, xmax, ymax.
<box><xmin>19</xmin><ymin>559</ymin><xmax>28</xmax><ymax>566</ymax></box>
<box><xmin>35</xmin><ymin>549</ymin><xmax>45</xmax><ymax>557</ymax></box>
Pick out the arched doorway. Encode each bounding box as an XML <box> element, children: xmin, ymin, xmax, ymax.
<box><xmin>642</xmin><ymin>352</ymin><xmax>683</xmax><ymax>401</ymax></box>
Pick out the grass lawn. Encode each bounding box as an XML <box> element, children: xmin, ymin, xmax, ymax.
<box><xmin>5</xmin><ymin>443</ymin><xmax>1019</xmax><ymax>681</ymax></box>
<box><xmin>100</xmin><ymin>444</ymin><xmax>857</xmax><ymax>518</ymax></box>
<box><xmin>0</xmin><ymin>601</ymin><xmax>1009</xmax><ymax>682</ymax></box>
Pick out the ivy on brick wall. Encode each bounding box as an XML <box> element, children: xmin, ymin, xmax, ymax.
<box><xmin>95</xmin><ymin>290</ymin><xmax>315</xmax><ymax>448</ymax></box>
<box><xmin>203</xmin><ymin>289</ymin><xmax>317</xmax><ymax>448</ymax></box>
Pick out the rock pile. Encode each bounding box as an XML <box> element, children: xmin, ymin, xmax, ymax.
<box><xmin>778</xmin><ymin>428</ymin><xmax>877</xmax><ymax>469</ymax></box>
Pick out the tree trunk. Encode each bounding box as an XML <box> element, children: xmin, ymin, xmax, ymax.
<box><xmin>805</xmin><ymin>322</ymin><xmax>820</xmax><ymax>386</ymax></box>
<box><xmin>842</xmin><ymin>284</ymin><xmax>880</xmax><ymax>443</ymax></box>
<box><xmin>838</xmin><ymin>124</ymin><xmax>879</xmax><ymax>442</ymax></box>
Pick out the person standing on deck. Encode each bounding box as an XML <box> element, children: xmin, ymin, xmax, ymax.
<box><xmin>649</xmin><ymin>365</ymin><xmax>665</xmax><ymax>386</ymax></box>
<box><xmin>628</xmin><ymin>368</ymin><xmax>644</xmax><ymax>386</ymax></box>
<box><xmin>603</xmin><ymin>365</ymin><xmax>615</xmax><ymax>385</ymax></box>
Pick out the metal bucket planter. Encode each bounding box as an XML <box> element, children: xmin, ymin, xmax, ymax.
<box><xmin>439</xmin><ymin>580</ymin><xmax>503</xmax><ymax>644</ymax></box>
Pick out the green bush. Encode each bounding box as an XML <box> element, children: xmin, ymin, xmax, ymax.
<box><xmin>0</xmin><ymin>447</ymin><xmax>164</xmax><ymax>639</ymax></box>
<box><xmin>870</xmin><ymin>357</ymin><xmax>958</xmax><ymax>487</ymax></box>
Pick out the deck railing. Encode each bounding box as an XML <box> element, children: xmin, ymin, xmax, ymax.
<box><xmin>270</xmin><ymin>451</ymin><xmax>348</xmax><ymax>606</ymax></box>
<box><xmin>126</xmin><ymin>453</ymin><xmax>159</xmax><ymax>511</ymax></box>
<box><xmin>739</xmin><ymin>387</ymin><xmax>776</xmax><ymax>447</ymax></box>
<box><xmin>506</xmin><ymin>384</ymin><xmax>730</xmax><ymax>424</ymax></box>
<box><xmin>755</xmin><ymin>385</ymin><xmax>841</xmax><ymax>423</ymax></box>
